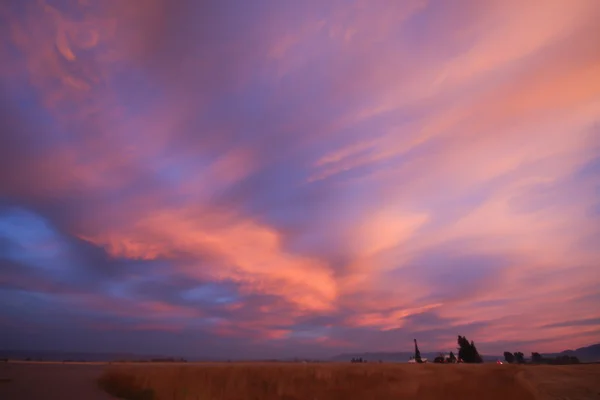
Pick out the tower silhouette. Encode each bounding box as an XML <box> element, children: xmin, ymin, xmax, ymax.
<box><xmin>414</xmin><ymin>339</ymin><xmax>423</xmax><ymax>363</ymax></box>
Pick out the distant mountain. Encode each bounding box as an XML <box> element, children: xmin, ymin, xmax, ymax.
<box><xmin>0</xmin><ymin>350</ymin><xmax>170</xmax><ymax>362</ymax></box>
<box><xmin>4</xmin><ymin>343</ymin><xmax>597</xmax><ymax>363</ymax></box>
<box><xmin>330</xmin><ymin>351</ymin><xmax>499</xmax><ymax>363</ymax></box>
<box><xmin>0</xmin><ymin>349</ymin><xmax>234</xmax><ymax>362</ymax></box>
<box><xmin>544</xmin><ymin>343</ymin><xmax>600</xmax><ymax>363</ymax></box>
<box><xmin>331</xmin><ymin>352</ymin><xmax>413</xmax><ymax>362</ymax></box>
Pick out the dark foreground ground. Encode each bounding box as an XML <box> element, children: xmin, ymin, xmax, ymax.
<box><xmin>0</xmin><ymin>362</ymin><xmax>115</xmax><ymax>399</ymax></box>
<box><xmin>1</xmin><ymin>361</ymin><xmax>600</xmax><ymax>400</ymax></box>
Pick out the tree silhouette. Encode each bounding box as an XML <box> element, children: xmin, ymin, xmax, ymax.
<box><xmin>568</xmin><ymin>356</ymin><xmax>580</xmax><ymax>364</ymax></box>
<box><xmin>448</xmin><ymin>351</ymin><xmax>456</xmax><ymax>363</ymax></box>
<box><xmin>531</xmin><ymin>352</ymin><xmax>542</xmax><ymax>363</ymax></box>
<box><xmin>457</xmin><ymin>335</ymin><xmax>483</xmax><ymax>363</ymax></box>
<box><xmin>503</xmin><ymin>352</ymin><xmax>515</xmax><ymax>363</ymax></box>
<box><xmin>457</xmin><ymin>336</ymin><xmax>468</xmax><ymax>361</ymax></box>
<box><xmin>514</xmin><ymin>352</ymin><xmax>525</xmax><ymax>364</ymax></box>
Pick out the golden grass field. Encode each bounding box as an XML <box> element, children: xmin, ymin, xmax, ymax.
<box><xmin>98</xmin><ymin>362</ymin><xmax>600</xmax><ymax>400</ymax></box>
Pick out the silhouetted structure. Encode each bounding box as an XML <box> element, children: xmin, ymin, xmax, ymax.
<box><xmin>503</xmin><ymin>351</ymin><xmax>515</xmax><ymax>364</ymax></box>
<box><xmin>433</xmin><ymin>351</ymin><xmax>458</xmax><ymax>364</ymax></box>
<box><xmin>448</xmin><ymin>351</ymin><xmax>457</xmax><ymax>363</ymax></box>
<box><xmin>414</xmin><ymin>339</ymin><xmax>423</xmax><ymax>363</ymax></box>
<box><xmin>457</xmin><ymin>335</ymin><xmax>482</xmax><ymax>363</ymax></box>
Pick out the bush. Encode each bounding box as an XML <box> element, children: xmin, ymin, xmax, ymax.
<box><xmin>97</xmin><ymin>370</ymin><xmax>155</xmax><ymax>400</ymax></box>
<box><xmin>514</xmin><ymin>352</ymin><xmax>525</xmax><ymax>364</ymax></box>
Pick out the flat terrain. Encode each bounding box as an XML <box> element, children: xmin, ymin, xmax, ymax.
<box><xmin>99</xmin><ymin>362</ymin><xmax>600</xmax><ymax>400</ymax></box>
<box><xmin>2</xmin><ymin>361</ymin><xmax>600</xmax><ymax>399</ymax></box>
<box><xmin>0</xmin><ymin>361</ymin><xmax>116</xmax><ymax>399</ymax></box>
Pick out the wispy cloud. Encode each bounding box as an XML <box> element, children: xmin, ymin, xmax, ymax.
<box><xmin>0</xmin><ymin>0</ymin><xmax>599</xmax><ymax>357</ymax></box>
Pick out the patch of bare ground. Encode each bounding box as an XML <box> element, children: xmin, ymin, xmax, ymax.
<box><xmin>0</xmin><ymin>361</ymin><xmax>116</xmax><ymax>399</ymax></box>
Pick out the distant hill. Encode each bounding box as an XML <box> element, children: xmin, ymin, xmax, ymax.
<box><xmin>4</xmin><ymin>343</ymin><xmax>597</xmax><ymax>363</ymax></box>
<box><xmin>0</xmin><ymin>350</ymin><xmax>172</xmax><ymax>362</ymax></box>
<box><xmin>544</xmin><ymin>343</ymin><xmax>600</xmax><ymax>363</ymax></box>
<box><xmin>330</xmin><ymin>351</ymin><xmax>499</xmax><ymax>363</ymax></box>
<box><xmin>331</xmin><ymin>351</ymin><xmax>413</xmax><ymax>362</ymax></box>
<box><xmin>0</xmin><ymin>349</ymin><xmax>237</xmax><ymax>362</ymax></box>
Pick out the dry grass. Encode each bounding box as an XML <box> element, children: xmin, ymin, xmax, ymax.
<box><xmin>96</xmin><ymin>362</ymin><xmax>600</xmax><ymax>400</ymax></box>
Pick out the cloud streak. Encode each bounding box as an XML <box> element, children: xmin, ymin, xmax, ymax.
<box><xmin>0</xmin><ymin>0</ymin><xmax>599</xmax><ymax>358</ymax></box>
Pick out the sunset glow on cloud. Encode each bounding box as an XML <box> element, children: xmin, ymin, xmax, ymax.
<box><xmin>1</xmin><ymin>0</ymin><xmax>599</xmax><ymax>358</ymax></box>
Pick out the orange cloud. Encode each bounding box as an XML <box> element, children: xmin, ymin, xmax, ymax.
<box><xmin>83</xmin><ymin>207</ymin><xmax>337</xmax><ymax>312</ymax></box>
<box><xmin>346</xmin><ymin>303</ymin><xmax>443</xmax><ymax>330</ymax></box>
<box><xmin>2</xmin><ymin>0</ymin><xmax>599</xmax><ymax>356</ymax></box>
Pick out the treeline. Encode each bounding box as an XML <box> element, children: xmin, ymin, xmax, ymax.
<box><xmin>113</xmin><ymin>357</ymin><xmax>188</xmax><ymax>363</ymax></box>
<box><xmin>426</xmin><ymin>335</ymin><xmax>484</xmax><ymax>364</ymax></box>
<box><xmin>503</xmin><ymin>351</ymin><xmax>579</xmax><ymax>365</ymax></box>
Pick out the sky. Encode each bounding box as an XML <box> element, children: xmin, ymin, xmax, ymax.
<box><xmin>0</xmin><ymin>0</ymin><xmax>599</xmax><ymax>359</ymax></box>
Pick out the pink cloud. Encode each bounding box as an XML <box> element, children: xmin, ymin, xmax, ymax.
<box><xmin>345</xmin><ymin>303</ymin><xmax>444</xmax><ymax>331</ymax></box>
<box><xmin>1</xmin><ymin>0</ymin><xmax>599</xmax><ymax>356</ymax></box>
<box><xmin>82</xmin><ymin>207</ymin><xmax>338</xmax><ymax>312</ymax></box>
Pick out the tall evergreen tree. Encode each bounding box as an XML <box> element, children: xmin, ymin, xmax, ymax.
<box><xmin>457</xmin><ymin>335</ymin><xmax>483</xmax><ymax>363</ymax></box>
<box><xmin>457</xmin><ymin>335</ymin><xmax>469</xmax><ymax>361</ymax></box>
<box><xmin>470</xmin><ymin>340</ymin><xmax>482</xmax><ymax>363</ymax></box>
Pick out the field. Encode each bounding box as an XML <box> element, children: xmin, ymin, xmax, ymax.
<box><xmin>0</xmin><ymin>361</ymin><xmax>113</xmax><ymax>399</ymax></box>
<box><xmin>99</xmin><ymin>362</ymin><xmax>600</xmax><ymax>400</ymax></box>
<box><xmin>1</xmin><ymin>362</ymin><xmax>600</xmax><ymax>399</ymax></box>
